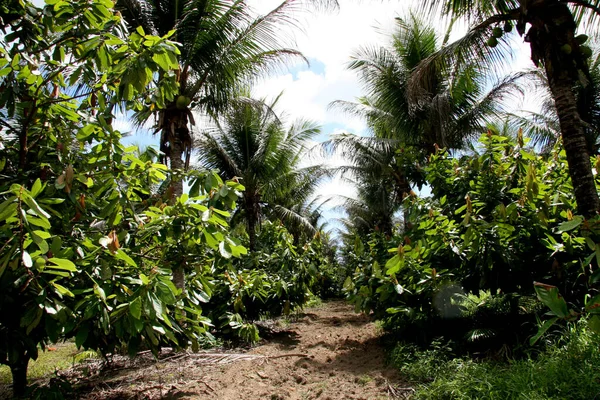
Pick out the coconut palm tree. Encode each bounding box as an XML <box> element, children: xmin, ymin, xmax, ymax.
<box><xmin>414</xmin><ymin>0</ymin><xmax>600</xmax><ymax>218</ymax></box>
<box><xmin>327</xmin><ymin>14</ymin><xmax>519</xmax><ymax>236</ymax></box>
<box><xmin>118</xmin><ymin>0</ymin><xmax>308</xmax><ymax>190</ymax></box>
<box><xmin>339</xmin><ymin>176</ymin><xmax>403</xmax><ymax>237</ymax></box>
<box><xmin>337</xmin><ymin>13</ymin><xmax>521</xmax><ymax>154</ymax></box>
<box><xmin>322</xmin><ymin>131</ymin><xmax>423</xmax><ymax>235</ymax></box>
<box><xmin>195</xmin><ymin>95</ymin><xmax>327</xmax><ymax>251</ymax></box>
<box><xmin>117</xmin><ymin>0</ymin><xmax>335</xmax><ymax>287</ymax></box>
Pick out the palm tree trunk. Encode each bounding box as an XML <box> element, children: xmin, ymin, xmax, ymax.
<box><xmin>245</xmin><ymin>194</ymin><xmax>259</xmax><ymax>252</ymax></box>
<box><xmin>547</xmin><ymin>71</ymin><xmax>599</xmax><ymax>218</ymax></box>
<box><xmin>169</xmin><ymin>133</ymin><xmax>186</xmax><ymax>291</ymax></box>
<box><xmin>529</xmin><ymin>1</ymin><xmax>600</xmax><ymax>218</ymax></box>
<box><xmin>393</xmin><ymin>170</ymin><xmax>412</xmax><ymax>232</ymax></box>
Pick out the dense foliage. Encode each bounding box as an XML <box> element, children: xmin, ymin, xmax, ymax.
<box><xmin>344</xmin><ymin>132</ymin><xmax>600</xmax><ymax>349</ymax></box>
<box><xmin>5</xmin><ymin>0</ymin><xmax>600</xmax><ymax>397</ymax></box>
<box><xmin>0</xmin><ymin>0</ymin><xmax>337</xmax><ymax>396</ymax></box>
<box><xmin>391</xmin><ymin>321</ymin><xmax>600</xmax><ymax>399</ymax></box>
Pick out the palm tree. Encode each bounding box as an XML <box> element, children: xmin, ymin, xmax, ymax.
<box><xmin>414</xmin><ymin>0</ymin><xmax>600</xmax><ymax>218</ymax></box>
<box><xmin>340</xmin><ymin>177</ymin><xmax>403</xmax><ymax>237</ymax></box>
<box><xmin>327</xmin><ymin>14</ymin><xmax>518</xmax><ymax>235</ymax></box>
<box><xmin>322</xmin><ymin>132</ymin><xmax>421</xmax><ymax>236</ymax></box>
<box><xmin>118</xmin><ymin>0</ymin><xmax>308</xmax><ymax>190</ymax></box>
<box><xmin>195</xmin><ymin>95</ymin><xmax>327</xmax><ymax>251</ymax></box>
<box><xmin>338</xmin><ymin>13</ymin><xmax>521</xmax><ymax>154</ymax></box>
<box><xmin>117</xmin><ymin>0</ymin><xmax>335</xmax><ymax>287</ymax></box>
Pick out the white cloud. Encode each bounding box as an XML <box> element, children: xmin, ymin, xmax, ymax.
<box><xmin>248</xmin><ymin>0</ymin><xmax>406</xmax><ymax>135</ymax></box>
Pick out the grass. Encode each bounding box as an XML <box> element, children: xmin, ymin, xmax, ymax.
<box><xmin>0</xmin><ymin>343</ymin><xmax>99</xmax><ymax>384</ymax></box>
<box><xmin>389</xmin><ymin>321</ymin><xmax>600</xmax><ymax>399</ymax></box>
<box><xmin>356</xmin><ymin>374</ymin><xmax>372</xmax><ymax>386</ymax></box>
<box><xmin>304</xmin><ymin>294</ymin><xmax>323</xmax><ymax>309</ymax></box>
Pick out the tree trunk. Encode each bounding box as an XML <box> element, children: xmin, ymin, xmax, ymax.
<box><xmin>393</xmin><ymin>170</ymin><xmax>412</xmax><ymax>232</ymax></box>
<box><xmin>547</xmin><ymin>70</ymin><xmax>599</xmax><ymax>218</ymax></box>
<box><xmin>527</xmin><ymin>1</ymin><xmax>600</xmax><ymax>218</ymax></box>
<box><xmin>10</xmin><ymin>356</ymin><xmax>29</xmax><ymax>398</ymax></box>
<box><xmin>169</xmin><ymin>130</ymin><xmax>186</xmax><ymax>292</ymax></box>
<box><xmin>245</xmin><ymin>194</ymin><xmax>258</xmax><ymax>252</ymax></box>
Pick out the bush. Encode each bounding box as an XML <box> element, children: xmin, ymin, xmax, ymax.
<box><xmin>203</xmin><ymin>221</ymin><xmax>340</xmax><ymax>343</ymax></box>
<box><xmin>344</xmin><ymin>132</ymin><xmax>600</xmax><ymax>349</ymax></box>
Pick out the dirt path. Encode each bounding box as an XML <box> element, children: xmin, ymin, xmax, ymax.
<box><xmin>54</xmin><ymin>301</ymin><xmax>408</xmax><ymax>399</ymax></box>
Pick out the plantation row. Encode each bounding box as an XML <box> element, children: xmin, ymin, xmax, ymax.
<box><xmin>3</xmin><ymin>0</ymin><xmax>600</xmax><ymax>398</ymax></box>
<box><xmin>0</xmin><ymin>0</ymin><xmax>343</xmax><ymax>397</ymax></box>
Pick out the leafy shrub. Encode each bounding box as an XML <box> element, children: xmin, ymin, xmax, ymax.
<box><xmin>0</xmin><ymin>0</ymin><xmax>249</xmax><ymax>391</ymax></box>
<box><xmin>345</xmin><ymin>132</ymin><xmax>600</xmax><ymax>349</ymax></box>
<box><xmin>201</xmin><ymin>221</ymin><xmax>339</xmax><ymax>343</ymax></box>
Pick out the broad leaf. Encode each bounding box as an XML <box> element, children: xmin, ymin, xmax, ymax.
<box><xmin>534</xmin><ymin>282</ymin><xmax>569</xmax><ymax>318</ymax></box>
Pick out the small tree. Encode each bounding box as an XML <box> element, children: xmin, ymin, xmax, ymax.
<box><xmin>0</xmin><ymin>0</ymin><xmax>242</xmax><ymax>396</ymax></box>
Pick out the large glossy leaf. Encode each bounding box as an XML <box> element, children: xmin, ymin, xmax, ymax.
<box><xmin>534</xmin><ymin>282</ymin><xmax>569</xmax><ymax>318</ymax></box>
<box><xmin>129</xmin><ymin>297</ymin><xmax>142</xmax><ymax>319</ymax></box>
<box><xmin>47</xmin><ymin>257</ymin><xmax>77</xmax><ymax>272</ymax></box>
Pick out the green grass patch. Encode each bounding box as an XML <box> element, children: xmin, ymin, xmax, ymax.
<box><xmin>0</xmin><ymin>343</ymin><xmax>98</xmax><ymax>384</ymax></box>
<box><xmin>390</xmin><ymin>322</ymin><xmax>600</xmax><ymax>399</ymax></box>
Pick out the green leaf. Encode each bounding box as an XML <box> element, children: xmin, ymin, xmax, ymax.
<box><xmin>385</xmin><ymin>255</ymin><xmax>404</xmax><ymax>275</ymax></box>
<box><xmin>51</xmin><ymin>282</ymin><xmax>74</xmax><ymax>297</ymax></box>
<box><xmin>149</xmin><ymin>292</ymin><xmax>164</xmax><ymax>317</ymax></box>
<box><xmin>115</xmin><ymin>249</ymin><xmax>137</xmax><ymax>267</ymax></box>
<box><xmin>28</xmin><ymin>216</ymin><xmax>51</xmax><ymax>229</ymax></box>
<box><xmin>203</xmin><ymin>230</ymin><xmax>218</xmax><ymax>248</ymax></box>
<box><xmin>230</xmin><ymin>244</ymin><xmax>247</xmax><ymax>257</ymax></box>
<box><xmin>152</xmin><ymin>53</ymin><xmax>170</xmax><ymax>71</ymax></box>
<box><xmin>140</xmin><ymin>273</ymin><xmax>150</xmax><ymax>285</ymax></box>
<box><xmin>24</xmin><ymin>308</ymin><xmax>43</xmax><ymax>335</ymax></box>
<box><xmin>23</xmin><ymin>194</ymin><xmax>51</xmax><ymax>219</ymax></box>
<box><xmin>589</xmin><ymin>315</ymin><xmax>600</xmax><ymax>334</ymax></box>
<box><xmin>129</xmin><ymin>297</ymin><xmax>142</xmax><ymax>319</ymax></box>
<box><xmin>47</xmin><ymin>258</ymin><xmax>77</xmax><ymax>272</ymax></box>
<box><xmin>76</xmin><ymin>326</ymin><xmax>89</xmax><ymax>348</ymax></box>
<box><xmin>556</xmin><ymin>216</ymin><xmax>583</xmax><ymax>233</ymax></box>
<box><xmin>0</xmin><ymin>202</ymin><xmax>18</xmax><ymax>221</ymax></box>
<box><xmin>530</xmin><ymin>317</ymin><xmax>559</xmax><ymax>345</ymax></box>
<box><xmin>212</xmin><ymin>208</ymin><xmax>230</xmax><ymax>217</ymax></box>
<box><xmin>372</xmin><ymin>261</ymin><xmax>381</xmax><ymax>278</ymax></box>
<box><xmin>585</xmin><ymin>237</ymin><xmax>596</xmax><ymax>251</ymax></box>
<box><xmin>156</xmin><ymin>280</ymin><xmax>177</xmax><ymax>305</ymax></box>
<box><xmin>343</xmin><ymin>276</ymin><xmax>354</xmax><ymax>291</ymax></box>
<box><xmin>33</xmin><ymin>230</ymin><xmax>52</xmax><ymax>239</ymax></box>
<box><xmin>534</xmin><ymin>282</ymin><xmax>569</xmax><ymax>318</ymax></box>
<box><xmin>31</xmin><ymin>179</ymin><xmax>43</xmax><ymax>197</ymax></box>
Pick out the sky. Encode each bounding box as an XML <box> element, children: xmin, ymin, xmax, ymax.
<box><xmin>115</xmin><ymin>0</ymin><xmax>536</xmax><ymax>235</ymax></box>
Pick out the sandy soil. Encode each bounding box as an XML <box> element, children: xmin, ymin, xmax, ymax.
<box><xmin>5</xmin><ymin>301</ymin><xmax>412</xmax><ymax>399</ymax></box>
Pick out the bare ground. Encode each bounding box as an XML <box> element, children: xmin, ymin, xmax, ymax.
<box><xmin>3</xmin><ymin>301</ymin><xmax>411</xmax><ymax>399</ymax></box>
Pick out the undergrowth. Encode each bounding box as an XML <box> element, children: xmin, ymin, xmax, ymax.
<box><xmin>0</xmin><ymin>343</ymin><xmax>99</xmax><ymax>384</ymax></box>
<box><xmin>390</xmin><ymin>321</ymin><xmax>600</xmax><ymax>399</ymax></box>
